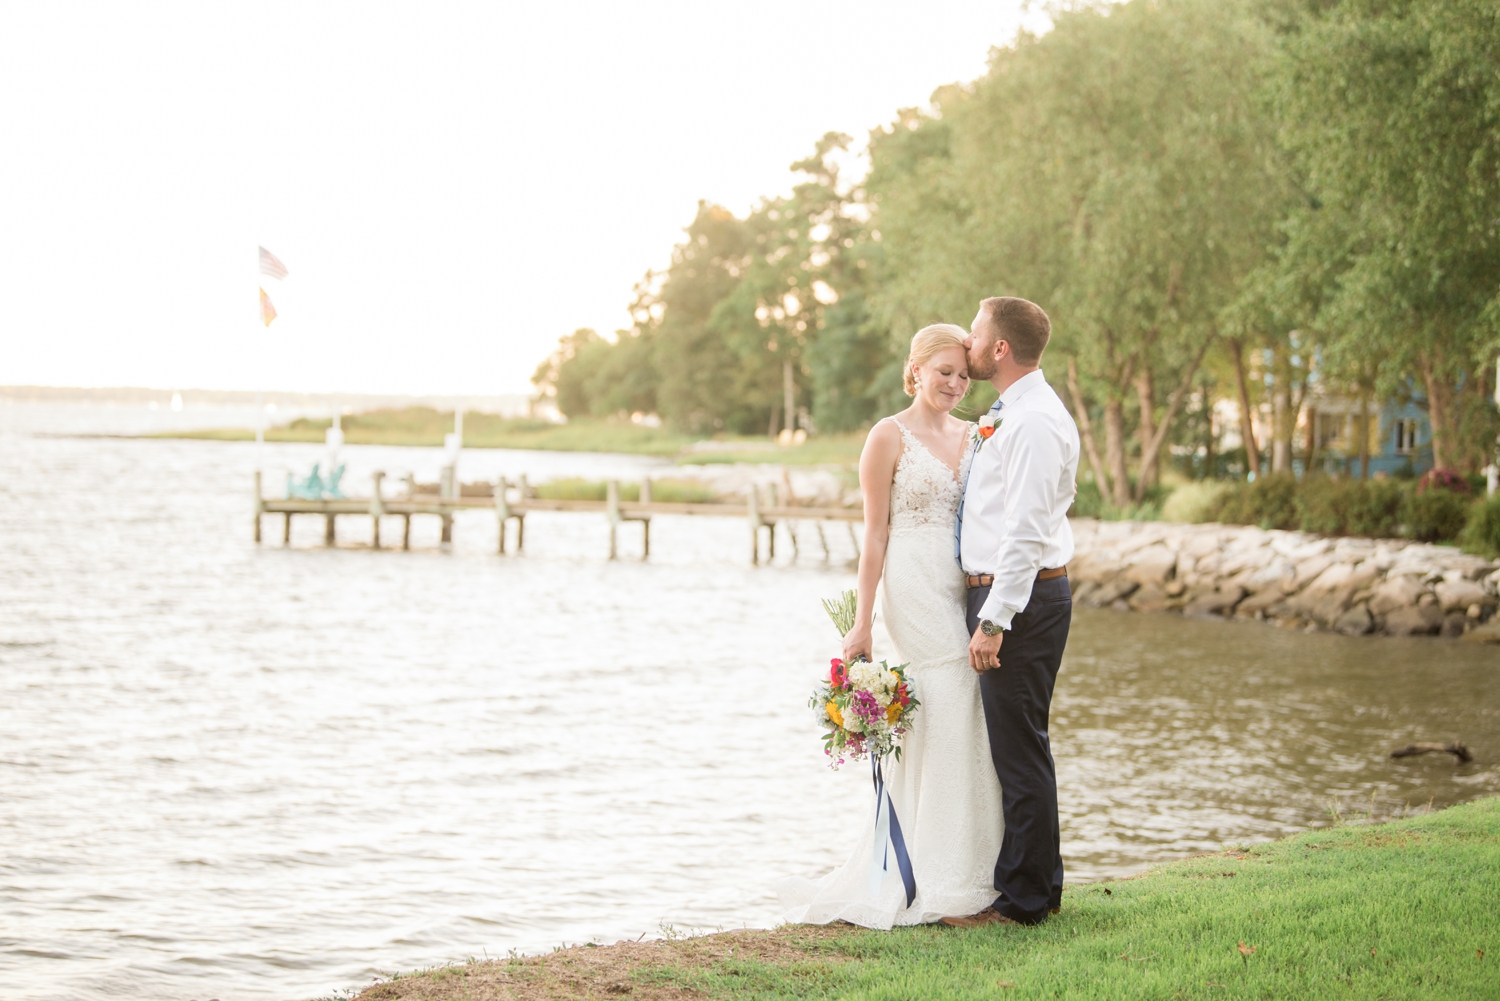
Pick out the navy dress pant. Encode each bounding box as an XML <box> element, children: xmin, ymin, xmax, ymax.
<box><xmin>966</xmin><ymin>575</ymin><xmax>1071</xmax><ymax>924</ymax></box>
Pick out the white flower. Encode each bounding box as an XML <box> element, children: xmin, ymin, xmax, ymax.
<box><xmin>978</xmin><ymin>414</ymin><xmax>996</xmax><ymax>429</ymax></box>
<box><xmin>882</xmin><ymin>670</ymin><xmax>899</xmax><ymax>692</ymax></box>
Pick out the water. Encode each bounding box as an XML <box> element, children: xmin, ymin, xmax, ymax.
<box><xmin>2</xmin><ymin>404</ymin><xmax>1497</xmax><ymax>1001</ymax></box>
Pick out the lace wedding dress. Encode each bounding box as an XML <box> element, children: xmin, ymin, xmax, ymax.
<box><xmin>776</xmin><ymin>417</ymin><xmax>1004</xmax><ymax>928</ymax></box>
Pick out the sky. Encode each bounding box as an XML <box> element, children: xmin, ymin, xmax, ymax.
<box><xmin>1</xmin><ymin>1</ymin><xmax>1048</xmax><ymax>396</ymax></box>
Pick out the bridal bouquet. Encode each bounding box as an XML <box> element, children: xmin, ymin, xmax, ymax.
<box><xmin>810</xmin><ymin>590</ymin><xmax>919</xmax><ymax>768</ymax></box>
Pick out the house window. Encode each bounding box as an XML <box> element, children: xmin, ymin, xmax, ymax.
<box><xmin>1394</xmin><ymin>419</ymin><xmax>1420</xmax><ymax>455</ymax></box>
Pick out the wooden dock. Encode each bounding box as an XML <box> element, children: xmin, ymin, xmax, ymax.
<box><xmin>253</xmin><ymin>471</ymin><xmax>863</xmax><ymax>563</ymax></box>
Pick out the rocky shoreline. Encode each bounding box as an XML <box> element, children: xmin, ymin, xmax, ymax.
<box><xmin>1069</xmin><ymin>518</ymin><xmax>1500</xmax><ymax>641</ymax></box>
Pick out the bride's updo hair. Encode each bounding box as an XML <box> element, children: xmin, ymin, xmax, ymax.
<box><xmin>903</xmin><ymin>323</ymin><xmax>970</xmax><ymax>396</ymax></box>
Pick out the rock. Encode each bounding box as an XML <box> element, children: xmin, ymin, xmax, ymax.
<box><xmin>1182</xmin><ymin>533</ymin><xmax>1223</xmax><ymax>559</ymax></box>
<box><xmin>1462</xmin><ymin>620</ymin><xmax>1500</xmax><ymax>643</ymax></box>
<box><xmin>1441</xmin><ymin>613</ymin><xmax>1468</xmax><ymax>639</ymax></box>
<box><xmin>1334</xmin><ymin>604</ymin><xmax>1375</xmax><ymax>636</ymax></box>
<box><xmin>1242</xmin><ymin>557</ymin><xmax>1295</xmax><ymax>593</ymax></box>
<box><xmin>1292</xmin><ymin>562</ymin><xmax>1380</xmax><ymax>624</ymax></box>
<box><xmin>1468</xmin><ymin>603</ymin><xmax>1484</xmax><ymax>619</ymax></box>
<box><xmin>1235</xmin><ymin>588</ymin><xmax>1286</xmax><ymax>618</ymax></box>
<box><xmin>1070</xmin><ymin>579</ymin><xmax>1097</xmax><ymax>603</ymax></box>
<box><xmin>1124</xmin><ymin>545</ymin><xmax>1178</xmax><ymax>586</ymax></box>
<box><xmin>1184</xmin><ymin>585</ymin><xmax>1246</xmax><ymax>618</ymax></box>
<box><xmin>1383</xmin><ymin>603</ymin><xmax>1444</xmax><ymax>637</ymax></box>
<box><xmin>1485</xmin><ymin>569</ymin><xmax>1500</xmax><ymax>597</ymax></box>
<box><xmin>1129</xmin><ymin>582</ymin><xmax>1170</xmax><ymax>613</ymax></box>
<box><xmin>1369</xmin><ymin>576</ymin><xmax>1427</xmax><ymax>616</ymax></box>
<box><xmin>1085</xmin><ymin>578</ymin><xmax>1139</xmax><ymax>607</ymax></box>
<box><xmin>1435</xmin><ymin>578</ymin><xmax>1493</xmax><ymax>613</ymax></box>
<box><xmin>1290</xmin><ymin>554</ymin><xmax>1335</xmax><ymax>592</ymax></box>
<box><xmin>1165</xmin><ymin>580</ymin><xmax>1187</xmax><ymax>598</ymax></box>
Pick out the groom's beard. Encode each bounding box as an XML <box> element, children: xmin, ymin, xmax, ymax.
<box><xmin>967</xmin><ymin>347</ymin><xmax>998</xmax><ymax>381</ymax></box>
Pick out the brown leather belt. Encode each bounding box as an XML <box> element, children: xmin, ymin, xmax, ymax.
<box><xmin>965</xmin><ymin>566</ymin><xmax>1067</xmax><ymax>589</ymax></box>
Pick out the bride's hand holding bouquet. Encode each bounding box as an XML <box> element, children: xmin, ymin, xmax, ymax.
<box><xmin>811</xmin><ymin>590</ymin><xmax>919</xmax><ymax>769</ymax></box>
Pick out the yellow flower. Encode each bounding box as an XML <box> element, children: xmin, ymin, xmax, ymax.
<box><xmin>886</xmin><ymin>704</ymin><xmax>901</xmax><ymax>723</ymax></box>
<box><xmin>826</xmin><ymin>701</ymin><xmax>844</xmax><ymax>727</ymax></box>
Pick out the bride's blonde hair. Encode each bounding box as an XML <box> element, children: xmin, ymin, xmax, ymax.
<box><xmin>903</xmin><ymin>323</ymin><xmax>969</xmax><ymax>396</ymax></box>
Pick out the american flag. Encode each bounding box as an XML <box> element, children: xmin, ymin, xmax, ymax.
<box><xmin>259</xmin><ymin>287</ymin><xmax>278</xmax><ymax>327</ymax></box>
<box><xmin>259</xmin><ymin>246</ymin><xmax>289</xmax><ymax>280</ymax></box>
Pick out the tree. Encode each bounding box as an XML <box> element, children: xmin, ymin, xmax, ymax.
<box><xmin>1275</xmin><ymin>0</ymin><xmax>1500</xmax><ymax>471</ymax></box>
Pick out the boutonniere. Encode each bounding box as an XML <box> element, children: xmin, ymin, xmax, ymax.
<box><xmin>970</xmin><ymin>414</ymin><xmax>1001</xmax><ymax>448</ymax></box>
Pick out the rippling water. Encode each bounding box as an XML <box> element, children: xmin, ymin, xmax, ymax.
<box><xmin>3</xmin><ymin>404</ymin><xmax>1497</xmax><ymax>1001</ymax></box>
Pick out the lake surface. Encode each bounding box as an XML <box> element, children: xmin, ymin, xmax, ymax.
<box><xmin>2</xmin><ymin>403</ymin><xmax>1497</xmax><ymax>1001</ymax></box>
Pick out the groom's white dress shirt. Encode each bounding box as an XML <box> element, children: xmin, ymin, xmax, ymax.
<box><xmin>960</xmin><ymin>368</ymin><xmax>1081</xmax><ymax>630</ymax></box>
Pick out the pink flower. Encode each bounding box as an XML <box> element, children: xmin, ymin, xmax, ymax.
<box><xmin>829</xmin><ymin>658</ymin><xmax>847</xmax><ymax>687</ymax></box>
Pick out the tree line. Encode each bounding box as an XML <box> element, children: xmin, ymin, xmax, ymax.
<box><xmin>533</xmin><ymin>0</ymin><xmax>1500</xmax><ymax>497</ymax></box>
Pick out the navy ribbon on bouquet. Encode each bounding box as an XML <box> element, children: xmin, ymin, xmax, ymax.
<box><xmin>868</xmin><ymin>753</ymin><xmax>916</xmax><ymax>907</ymax></box>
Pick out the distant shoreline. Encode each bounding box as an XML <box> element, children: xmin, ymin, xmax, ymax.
<box><xmin>127</xmin><ymin>413</ymin><xmax>868</xmax><ymax>466</ymax></box>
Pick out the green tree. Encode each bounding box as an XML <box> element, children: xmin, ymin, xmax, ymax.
<box><xmin>1275</xmin><ymin>0</ymin><xmax>1500</xmax><ymax>471</ymax></box>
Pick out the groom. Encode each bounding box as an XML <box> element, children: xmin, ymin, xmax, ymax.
<box><xmin>945</xmin><ymin>296</ymin><xmax>1080</xmax><ymax>928</ymax></box>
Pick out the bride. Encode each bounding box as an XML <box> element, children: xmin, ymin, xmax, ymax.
<box><xmin>777</xmin><ymin>323</ymin><xmax>1004</xmax><ymax>929</ymax></box>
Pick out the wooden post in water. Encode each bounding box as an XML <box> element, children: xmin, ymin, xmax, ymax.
<box><xmin>639</xmin><ymin>478</ymin><xmax>651</xmax><ymax>559</ymax></box>
<box><xmin>606</xmin><ymin>479</ymin><xmax>621</xmax><ymax>560</ymax></box>
<box><xmin>324</xmin><ymin>512</ymin><xmax>336</xmax><ymax>546</ymax></box>
<box><xmin>253</xmin><ymin>471</ymin><xmax>263</xmax><ymax>543</ymax></box>
<box><xmin>403</xmin><ymin>473</ymin><xmax>414</xmax><ymax>551</ymax></box>
<box><xmin>495</xmin><ymin>477</ymin><xmax>510</xmax><ymax>554</ymax></box>
<box><xmin>439</xmin><ymin>465</ymin><xmax>454</xmax><ymax>543</ymax></box>
<box><xmin>283</xmin><ymin>511</ymin><xmax>292</xmax><ymax>545</ymax></box>
<box><xmin>516</xmin><ymin>475</ymin><xmax>528</xmax><ymax>550</ymax></box>
<box><xmin>748</xmin><ymin>485</ymin><xmax>761</xmax><ymax>565</ymax></box>
<box><xmin>370</xmin><ymin>471</ymin><xmax>385</xmax><ymax>549</ymax></box>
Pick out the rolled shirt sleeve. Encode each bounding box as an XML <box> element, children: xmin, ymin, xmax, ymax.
<box><xmin>977</xmin><ymin>412</ymin><xmax>1069</xmax><ymax>629</ymax></box>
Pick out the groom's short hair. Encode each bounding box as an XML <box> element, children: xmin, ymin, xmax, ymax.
<box><xmin>980</xmin><ymin>297</ymin><xmax>1050</xmax><ymax>366</ymax></box>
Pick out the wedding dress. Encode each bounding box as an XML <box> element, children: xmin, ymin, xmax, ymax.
<box><xmin>777</xmin><ymin>417</ymin><xmax>1004</xmax><ymax>928</ymax></box>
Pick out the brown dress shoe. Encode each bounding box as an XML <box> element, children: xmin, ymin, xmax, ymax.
<box><xmin>1050</xmin><ymin>907</ymin><xmax>1061</xmax><ymax>915</ymax></box>
<box><xmin>939</xmin><ymin>908</ymin><xmax>1022</xmax><ymax>928</ymax></box>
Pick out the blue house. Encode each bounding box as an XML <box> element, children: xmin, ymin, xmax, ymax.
<box><xmin>1308</xmin><ymin>392</ymin><xmax>1433</xmax><ymax>478</ymax></box>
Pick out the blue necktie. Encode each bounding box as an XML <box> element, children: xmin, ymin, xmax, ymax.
<box><xmin>955</xmin><ymin>397</ymin><xmax>1004</xmax><ymax>567</ymax></box>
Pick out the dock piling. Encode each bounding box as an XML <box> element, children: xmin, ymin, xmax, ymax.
<box><xmin>748</xmin><ymin>486</ymin><xmax>761</xmax><ymax>565</ymax></box>
<box><xmin>639</xmin><ymin>479</ymin><xmax>651</xmax><ymax>559</ymax></box>
<box><xmin>607</xmin><ymin>479</ymin><xmax>620</xmax><ymax>560</ymax></box>
<box><xmin>371</xmin><ymin>471</ymin><xmax>385</xmax><ymax>549</ymax></box>
<box><xmin>495</xmin><ymin>476</ymin><xmax>510</xmax><ymax>554</ymax></box>
<box><xmin>253</xmin><ymin>471</ymin><xmax>264</xmax><ymax>543</ymax></box>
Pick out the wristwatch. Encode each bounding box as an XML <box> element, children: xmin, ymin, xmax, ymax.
<box><xmin>980</xmin><ymin>619</ymin><xmax>1003</xmax><ymax>636</ymax></box>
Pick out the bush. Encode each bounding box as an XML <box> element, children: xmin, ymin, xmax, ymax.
<box><xmin>1210</xmin><ymin>472</ymin><xmax>1299</xmax><ymax>530</ymax></box>
<box><xmin>1161</xmin><ymin>481</ymin><xmax>1230</xmax><ymax>523</ymax></box>
<box><xmin>1401</xmin><ymin>489</ymin><xmax>1471</xmax><ymax>543</ymax></box>
<box><xmin>1342</xmin><ymin>479</ymin><xmax>1407</xmax><ymax>538</ymax></box>
<box><xmin>1069</xmin><ymin>478</ymin><xmax>1166</xmax><ymax>521</ymax></box>
<box><xmin>1461</xmin><ymin>494</ymin><xmax>1500</xmax><ymax>557</ymax></box>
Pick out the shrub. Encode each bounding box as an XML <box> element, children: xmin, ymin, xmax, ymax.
<box><xmin>1343</xmin><ymin>479</ymin><xmax>1407</xmax><ymax>538</ymax></box>
<box><xmin>1161</xmin><ymin>481</ymin><xmax>1230</xmax><ymax>523</ymax></box>
<box><xmin>1417</xmin><ymin>468</ymin><xmax>1471</xmax><ymax>495</ymax></box>
<box><xmin>1211</xmin><ymin>472</ymin><xmax>1299</xmax><ymax>530</ymax></box>
<box><xmin>1461</xmin><ymin>494</ymin><xmax>1500</xmax><ymax>557</ymax></box>
<box><xmin>1402</xmin><ymin>488</ymin><xmax>1473</xmax><ymax>543</ymax></box>
<box><xmin>1069</xmin><ymin>478</ymin><xmax>1167</xmax><ymax>521</ymax></box>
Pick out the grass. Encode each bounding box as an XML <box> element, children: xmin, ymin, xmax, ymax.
<box><xmin>354</xmin><ymin>796</ymin><xmax>1499</xmax><ymax>1000</ymax></box>
<box><xmin>149</xmin><ymin>407</ymin><xmax>866</xmax><ymax>465</ymax></box>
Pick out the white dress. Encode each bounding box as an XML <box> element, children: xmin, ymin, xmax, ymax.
<box><xmin>776</xmin><ymin>417</ymin><xmax>1004</xmax><ymax>928</ymax></box>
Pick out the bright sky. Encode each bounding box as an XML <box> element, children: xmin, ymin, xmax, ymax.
<box><xmin>2</xmin><ymin>1</ymin><xmax>1045</xmax><ymax>396</ymax></box>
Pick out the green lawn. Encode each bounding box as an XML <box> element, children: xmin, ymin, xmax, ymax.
<box><xmin>150</xmin><ymin>408</ymin><xmax>867</xmax><ymax>465</ymax></box>
<box><xmin>356</xmin><ymin>796</ymin><xmax>1499</xmax><ymax>1000</ymax></box>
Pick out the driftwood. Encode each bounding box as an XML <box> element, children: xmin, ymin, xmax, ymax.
<box><xmin>1390</xmin><ymin>741</ymin><xmax>1473</xmax><ymax>763</ymax></box>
